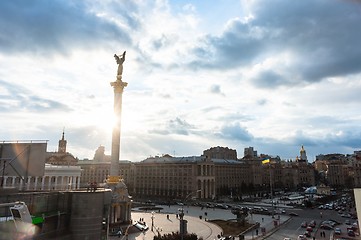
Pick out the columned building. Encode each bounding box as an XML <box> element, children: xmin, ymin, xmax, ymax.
<box><xmin>132</xmin><ymin>155</ymin><xmax>215</xmax><ymax>200</ymax></box>
<box><xmin>0</xmin><ymin>138</ymin><xmax>81</xmax><ymax>191</ymax></box>
<box><xmin>78</xmin><ymin>146</ymin><xmax>318</xmax><ymax>200</ymax></box>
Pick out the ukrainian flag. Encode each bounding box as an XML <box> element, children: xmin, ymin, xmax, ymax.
<box><xmin>262</xmin><ymin>159</ymin><xmax>270</xmax><ymax>164</ymax></box>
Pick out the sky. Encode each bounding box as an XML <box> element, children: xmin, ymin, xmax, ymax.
<box><xmin>1</xmin><ymin>0</ymin><xmax>361</xmax><ymax>162</ymax></box>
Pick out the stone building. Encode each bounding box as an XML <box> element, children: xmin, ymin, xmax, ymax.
<box><xmin>46</xmin><ymin>131</ymin><xmax>78</xmax><ymax>166</ymax></box>
<box><xmin>78</xmin><ymin>146</ymin><xmax>319</xmax><ymax>200</ymax></box>
<box><xmin>0</xmin><ymin>137</ymin><xmax>81</xmax><ymax>191</ymax></box>
<box><xmin>314</xmin><ymin>153</ymin><xmax>354</xmax><ymax>188</ymax></box>
<box><xmin>353</xmin><ymin>151</ymin><xmax>361</xmax><ymax>187</ymax></box>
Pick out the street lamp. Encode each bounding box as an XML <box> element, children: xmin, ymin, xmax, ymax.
<box><xmin>151</xmin><ymin>211</ymin><xmax>155</xmax><ymax>231</ymax></box>
<box><xmin>250</xmin><ymin>210</ymin><xmax>254</xmax><ymax>239</ymax></box>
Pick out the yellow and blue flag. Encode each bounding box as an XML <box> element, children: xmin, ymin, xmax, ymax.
<box><xmin>262</xmin><ymin>159</ymin><xmax>270</xmax><ymax>164</ymax></box>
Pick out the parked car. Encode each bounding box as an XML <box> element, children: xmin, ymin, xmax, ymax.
<box><xmin>301</xmin><ymin>221</ymin><xmax>307</xmax><ymax>228</ymax></box>
<box><xmin>297</xmin><ymin>234</ymin><xmax>307</xmax><ymax>240</ymax></box>
<box><xmin>334</xmin><ymin>227</ymin><xmax>341</xmax><ymax>235</ymax></box>
<box><xmin>320</xmin><ymin>224</ymin><xmax>333</xmax><ymax>230</ymax></box>
<box><xmin>133</xmin><ymin>222</ymin><xmax>149</xmax><ymax>231</ymax></box>
<box><xmin>322</xmin><ymin>220</ymin><xmax>336</xmax><ymax>227</ymax></box>
<box><xmin>306</xmin><ymin>226</ymin><xmax>313</xmax><ymax>232</ymax></box>
<box><xmin>347</xmin><ymin>225</ymin><xmax>358</xmax><ymax>232</ymax></box>
<box><xmin>309</xmin><ymin>220</ymin><xmax>316</xmax><ymax>228</ymax></box>
<box><xmin>304</xmin><ymin>231</ymin><xmax>311</xmax><ymax>237</ymax></box>
<box><xmin>327</xmin><ymin>219</ymin><xmax>341</xmax><ymax>225</ymax></box>
<box><xmin>289</xmin><ymin>212</ymin><xmax>299</xmax><ymax>216</ymax></box>
<box><xmin>347</xmin><ymin>229</ymin><xmax>355</xmax><ymax>237</ymax></box>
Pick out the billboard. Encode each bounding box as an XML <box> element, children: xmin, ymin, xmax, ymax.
<box><xmin>0</xmin><ymin>141</ymin><xmax>47</xmax><ymax>177</ymax></box>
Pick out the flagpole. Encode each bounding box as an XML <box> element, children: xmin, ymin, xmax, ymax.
<box><xmin>269</xmin><ymin>161</ymin><xmax>274</xmax><ymax>218</ymax></box>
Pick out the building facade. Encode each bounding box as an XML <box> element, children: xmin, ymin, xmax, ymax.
<box><xmin>0</xmin><ymin>137</ymin><xmax>81</xmax><ymax>191</ymax></box>
<box><xmin>78</xmin><ymin>146</ymin><xmax>318</xmax><ymax>200</ymax></box>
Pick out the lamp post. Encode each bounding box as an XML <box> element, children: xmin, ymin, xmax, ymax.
<box><xmin>250</xmin><ymin>210</ymin><xmax>254</xmax><ymax>239</ymax></box>
<box><xmin>151</xmin><ymin>211</ymin><xmax>155</xmax><ymax>232</ymax></box>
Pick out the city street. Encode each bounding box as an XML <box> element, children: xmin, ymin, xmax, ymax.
<box><xmin>110</xmin><ymin>200</ymin><xmax>359</xmax><ymax>240</ymax></box>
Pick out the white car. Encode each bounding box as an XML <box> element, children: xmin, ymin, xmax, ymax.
<box><xmin>133</xmin><ymin>222</ymin><xmax>149</xmax><ymax>231</ymax></box>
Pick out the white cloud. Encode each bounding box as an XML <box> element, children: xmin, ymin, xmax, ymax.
<box><xmin>0</xmin><ymin>0</ymin><xmax>361</xmax><ymax>161</ymax></box>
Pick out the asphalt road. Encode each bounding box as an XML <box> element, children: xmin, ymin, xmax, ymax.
<box><xmin>131</xmin><ymin>200</ymin><xmax>358</xmax><ymax>240</ymax></box>
<box><xmin>264</xmin><ymin>208</ymin><xmax>358</xmax><ymax>239</ymax></box>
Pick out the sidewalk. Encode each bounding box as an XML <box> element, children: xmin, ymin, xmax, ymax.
<box><xmin>109</xmin><ymin>205</ymin><xmax>291</xmax><ymax>240</ymax></box>
<box><xmin>109</xmin><ymin>212</ymin><xmax>222</xmax><ymax>240</ymax></box>
<box><xmin>243</xmin><ymin>214</ymin><xmax>291</xmax><ymax>239</ymax></box>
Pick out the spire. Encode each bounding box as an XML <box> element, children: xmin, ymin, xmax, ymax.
<box><xmin>61</xmin><ymin>127</ymin><xmax>65</xmax><ymax>140</ymax></box>
<box><xmin>58</xmin><ymin>128</ymin><xmax>67</xmax><ymax>153</ymax></box>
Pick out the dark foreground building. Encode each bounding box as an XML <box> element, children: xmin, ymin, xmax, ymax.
<box><xmin>0</xmin><ymin>188</ymin><xmax>111</xmax><ymax>240</ymax></box>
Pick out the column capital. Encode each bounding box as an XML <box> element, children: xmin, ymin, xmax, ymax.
<box><xmin>110</xmin><ymin>80</ymin><xmax>128</xmax><ymax>93</ymax></box>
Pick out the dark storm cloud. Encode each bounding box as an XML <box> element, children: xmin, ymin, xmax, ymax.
<box><xmin>0</xmin><ymin>79</ymin><xmax>71</xmax><ymax>112</ymax></box>
<box><xmin>0</xmin><ymin>0</ymin><xmax>131</xmax><ymax>55</ymax></box>
<box><xmin>190</xmin><ymin>0</ymin><xmax>361</xmax><ymax>86</ymax></box>
<box><xmin>218</xmin><ymin>123</ymin><xmax>253</xmax><ymax>141</ymax></box>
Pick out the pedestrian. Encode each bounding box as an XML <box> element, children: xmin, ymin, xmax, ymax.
<box><xmin>262</xmin><ymin>217</ymin><xmax>264</xmax><ymax>222</ymax></box>
<box><xmin>256</xmin><ymin>229</ymin><xmax>258</xmax><ymax>235</ymax></box>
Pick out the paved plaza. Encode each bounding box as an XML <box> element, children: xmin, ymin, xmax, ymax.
<box><xmin>109</xmin><ymin>204</ymin><xmax>291</xmax><ymax>240</ymax></box>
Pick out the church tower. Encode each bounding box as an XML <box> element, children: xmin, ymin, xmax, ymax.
<box><xmin>58</xmin><ymin>130</ymin><xmax>67</xmax><ymax>153</ymax></box>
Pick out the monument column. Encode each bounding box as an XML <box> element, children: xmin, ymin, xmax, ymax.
<box><xmin>106</xmin><ymin>51</ymin><xmax>132</xmax><ymax>226</ymax></box>
<box><xmin>108</xmin><ymin>80</ymin><xmax>127</xmax><ymax>180</ymax></box>
<box><xmin>108</xmin><ymin>51</ymin><xmax>128</xmax><ymax>183</ymax></box>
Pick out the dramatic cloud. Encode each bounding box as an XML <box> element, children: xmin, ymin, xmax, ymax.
<box><xmin>1</xmin><ymin>0</ymin><xmax>360</xmax><ymax>161</ymax></box>
<box><xmin>0</xmin><ymin>0</ymin><xmax>131</xmax><ymax>55</ymax></box>
<box><xmin>218</xmin><ymin>123</ymin><xmax>253</xmax><ymax>142</ymax></box>
<box><xmin>0</xmin><ymin>79</ymin><xmax>71</xmax><ymax>112</ymax></box>
<box><xmin>189</xmin><ymin>0</ymin><xmax>361</xmax><ymax>86</ymax></box>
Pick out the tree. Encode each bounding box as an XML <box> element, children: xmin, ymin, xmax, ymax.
<box><xmin>153</xmin><ymin>232</ymin><xmax>202</xmax><ymax>240</ymax></box>
<box><xmin>231</xmin><ymin>207</ymin><xmax>249</xmax><ymax>225</ymax></box>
